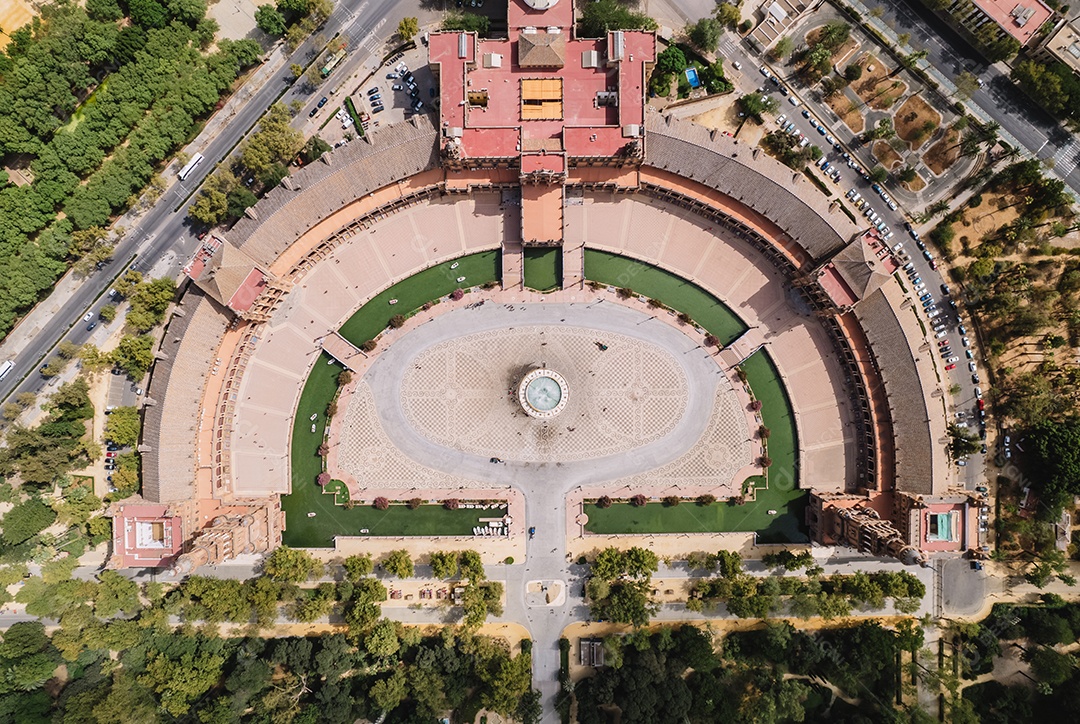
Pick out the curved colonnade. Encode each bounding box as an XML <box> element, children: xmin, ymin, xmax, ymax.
<box><xmin>140</xmin><ymin>110</ymin><xmax>943</xmax><ymax>557</ymax></box>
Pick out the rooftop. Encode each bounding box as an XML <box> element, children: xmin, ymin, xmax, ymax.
<box><xmin>428</xmin><ymin>0</ymin><xmax>654</xmax><ymax>160</ymax></box>
<box><xmin>109</xmin><ymin>503</ymin><xmax>184</xmax><ymax>568</ymax></box>
<box><xmin>971</xmin><ymin>0</ymin><xmax>1053</xmax><ymax>45</ymax></box>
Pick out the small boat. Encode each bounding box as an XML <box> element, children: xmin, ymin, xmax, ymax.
<box><xmin>389</xmin><ymin>298</ymin><xmax>398</xmax><ymax>305</ymax></box>
<box><xmin>309</xmin><ymin>413</ymin><xmax>317</xmax><ymax>421</ymax></box>
<box><xmin>456</xmin><ymin>276</ymin><xmax>466</xmax><ymax>282</ymax></box>
<box><xmin>450</xmin><ymin>262</ymin><xmax>459</xmax><ymax>269</ymax></box>
<box><xmin>310</xmin><ymin>424</ymin><xmax>316</xmax><ymax>433</ymax></box>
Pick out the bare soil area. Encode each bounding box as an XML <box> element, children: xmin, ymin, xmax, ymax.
<box><xmin>826</xmin><ymin>93</ymin><xmax>865</xmax><ymax>133</ymax></box>
<box><xmin>895</xmin><ymin>95</ymin><xmax>941</xmax><ymax>149</ymax></box>
<box><xmin>873</xmin><ymin>140</ymin><xmax>904</xmax><ymax>170</ymax></box>
<box><xmin>923</xmin><ymin>128</ymin><xmax>962</xmax><ymax>176</ymax></box>
<box><xmin>852</xmin><ymin>55</ymin><xmax>907</xmax><ymax>110</ymax></box>
<box><xmin>901</xmin><ymin>174</ymin><xmax>927</xmax><ymax>192</ymax></box>
<box><xmin>0</xmin><ymin>0</ymin><xmax>35</xmax><ymax>50</ymax></box>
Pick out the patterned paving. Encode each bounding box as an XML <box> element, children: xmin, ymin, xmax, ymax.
<box><xmin>603</xmin><ymin>383</ymin><xmax>752</xmax><ymax>495</ymax></box>
<box><xmin>397</xmin><ymin>326</ymin><xmax>688</xmax><ymax>463</ymax></box>
<box><xmin>337</xmin><ymin>382</ymin><xmax>494</xmax><ymax>491</ymax></box>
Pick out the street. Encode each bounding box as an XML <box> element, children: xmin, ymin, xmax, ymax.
<box><xmin>0</xmin><ymin>0</ymin><xmax>419</xmax><ymax>407</ymax></box>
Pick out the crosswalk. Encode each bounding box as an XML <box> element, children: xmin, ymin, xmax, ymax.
<box><xmin>1052</xmin><ymin>136</ymin><xmax>1080</xmax><ymax>177</ymax></box>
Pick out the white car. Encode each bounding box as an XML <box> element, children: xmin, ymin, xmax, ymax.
<box><xmin>947</xmin><ymin>356</ymin><xmax>959</xmax><ymax>363</ymax></box>
<box><xmin>935</xmin><ymin>330</ymin><xmax>948</xmax><ymax>338</ymax></box>
<box><xmin>789</xmin><ymin>96</ymin><xmax>801</xmax><ymax>106</ymax></box>
<box><xmin>968</xmin><ymin>362</ymin><xmax>977</xmax><ymax>372</ymax></box>
<box><xmin>962</xmin><ymin>337</ymin><xmax>970</xmax><ymax>347</ymax></box>
<box><xmin>82</xmin><ymin>312</ymin><xmax>93</xmax><ymax>322</ymax></box>
<box><xmin>888</xmin><ymin>201</ymin><xmax>899</xmax><ymax>211</ymax></box>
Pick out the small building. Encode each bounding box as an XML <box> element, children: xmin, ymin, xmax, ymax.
<box><xmin>107</xmin><ymin>502</ymin><xmax>184</xmax><ymax>569</ymax></box>
<box><xmin>1031</xmin><ymin>18</ymin><xmax>1080</xmax><ymax>74</ymax></box>
<box><xmin>183</xmin><ymin>235</ymin><xmax>273</xmax><ymax>318</ymax></box>
<box><xmin>579</xmin><ymin>638</ymin><xmax>605</xmax><ymax>667</ymax></box>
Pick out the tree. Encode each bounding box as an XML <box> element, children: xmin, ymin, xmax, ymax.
<box><xmin>947</xmin><ymin>423</ymin><xmax>981</xmax><ymax>459</ymax></box>
<box><xmin>264</xmin><ymin>546</ymin><xmax>322</xmax><ymax>583</ymax></box>
<box><xmin>715</xmin><ymin>3</ymin><xmax>741</xmax><ymax>30</ymax></box>
<box><xmin>256</xmin><ymin>4</ymin><xmax>287</xmax><ymax>36</ymax></box>
<box><xmin>1</xmin><ymin>499</ymin><xmax>57</xmax><ymax>546</ymax></box>
<box><xmin>342</xmin><ymin>553</ymin><xmax>373</xmax><ymax>581</ymax></box>
<box><xmin>290</xmin><ymin>63</ymin><xmax>304</xmax><ymax>80</ymax></box>
<box><xmin>104</xmin><ymin>406</ymin><xmax>141</xmax><ymax>447</ymax></box>
<box><xmin>655</xmin><ymin>46</ymin><xmax>687</xmax><ymax>78</ymax></box>
<box><xmin>1029</xmin><ymin>647</ymin><xmax>1075</xmax><ymax>686</ymax></box>
<box><xmin>845</xmin><ymin>63</ymin><xmax>863</xmax><ymax>81</ymax></box>
<box><xmin>397</xmin><ymin>17</ymin><xmax>419</xmax><ymax>42</ymax></box>
<box><xmin>771</xmin><ymin>36</ymin><xmax>794</xmax><ymax>60</ymax></box>
<box><xmin>110</xmin><ymin>335</ymin><xmax>155</xmax><ymax>379</ymax></box>
<box><xmin>869</xmin><ymin>165</ymin><xmax>889</xmax><ymax>184</ymax></box>
<box><xmin>578</xmin><ymin>0</ymin><xmax>658</xmax><ymax>37</ymax></box>
<box><xmin>687</xmin><ymin>18</ymin><xmax>722</xmax><ymax>54</ymax></box>
<box><xmin>429</xmin><ymin>551</ymin><xmax>459</xmax><ymax>578</ymax></box>
<box><xmin>141</xmin><ymin>649</ymin><xmax>227</xmax><ymax>717</ymax></box>
<box><xmin>369</xmin><ymin>668</ymin><xmax>407</xmax><ymax>711</ymax></box>
<box><xmin>382</xmin><ymin>549</ymin><xmax>413</xmax><ymax>579</ymax></box>
<box><xmin>955</xmin><ymin>70</ymin><xmax>981</xmax><ymax>100</ymax></box>
<box><xmin>738</xmin><ymin>93</ymin><xmax>780</xmax><ymax>122</ymax></box>
<box><xmin>241</xmin><ymin>104</ymin><xmax>304</xmax><ymax>179</ymax></box>
<box><xmin>95</xmin><ymin>570</ymin><xmax>140</xmax><ymax>617</ymax></box>
<box><xmin>98</xmin><ymin>304</ymin><xmax>117</xmax><ymax>323</ymax></box>
<box><xmin>365</xmin><ymin>618</ymin><xmax>401</xmax><ymax>659</ymax></box>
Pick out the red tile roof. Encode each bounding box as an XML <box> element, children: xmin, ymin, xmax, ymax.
<box><xmin>110</xmin><ymin>503</ymin><xmax>184</xmax><ymax>568</ymax></box>
<box><xmin>429</xmin><ymin>0</ymin><xmax>654</xmax><ymax>162</ymax></box>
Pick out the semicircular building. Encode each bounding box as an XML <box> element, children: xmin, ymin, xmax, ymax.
<box><xmin>113</xmin><ymin>0</ymin><xmax>986</xmax><ymax>577</ymax></box>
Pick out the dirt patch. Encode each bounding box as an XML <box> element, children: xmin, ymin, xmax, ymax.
<box><xmin>690</xmin><ymin>101</ymin><xmax>766</xmax><ymax>147</ymax></box>
<box><xmin>894</xmin><ymin>95</ymin><xmax>942</xmax><ymax>149</ymax></box>
<box><xmin>826</xmin><ymin>92</ymin><xmax>865</xmax><ymax>133</ymax></box>
<box><xmin>901</xmin><ymin>173</ymin><xmax>926</xmax><ymax>192</ymax></box>
<box><xmin>923</xmin><ymin>128</ymin><xmax>961</xmax><ymax>176</ymax></box>
<box><xmin>967</xmin><ymin>193</ymin><xmax>1023</xmax><ymax>238</ymax></box>
<box><xmin>852</xmin><ymin>54</ymin><xmax>907</xmax><ymax>110</ymax></box>
<box><xmin>0</xmin><ymin>0</ymin><xmax>35</xmax><ymax>51</ymax></box>
<box><xmin>806</xmin><ymin>27</ymin><xmax>860</xmax><ymax>65</ymax></box>
<box><xmin>873</xmin><ymin>140</ymin><xmax>904</xmax><ymax>170</ymax></box>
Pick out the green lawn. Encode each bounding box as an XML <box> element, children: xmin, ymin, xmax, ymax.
<box><xmin>523</xmin><ymin>247</ymin><xmax>561</xmax><ymax>291</ymax></box>
<box><xmin>582</xmin><ymin>349</ymin><xmax>807</xmax><ymax>543</ymax></box>
<box><xmin>584</xmin><ymin>495</ymin><xmax>807</xmax><ymax>543</ymax></box>
<box><xmin>584</xmin><ymin>249</ymin><xmax>747</xmax><ymax>346</ymax></box>
<box><xmin>282</xmin><ymin>354</ymin><xmax>491</xmax><ymax>547</ymax></box>
<box><xmin>579</xmin><ymin>255</ymin><xmax>807</xmax><ymax>543</ymax></box>
<box><xmin>285</xmin><ymin>251</ymin><xmax>500</xmax><ymax>546</ymax></box>
<box><xmin>338</xmin><ymin>251</ymin><xmax>500</xmax><ymax>346</ymax></box>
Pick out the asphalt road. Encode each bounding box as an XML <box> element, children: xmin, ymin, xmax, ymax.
<box><xmin>875</xmin><ymin>0</ymin><xmax>1080</xmax><ymax>190</ymax></box>
<box><xmin>0</xmin><ymin>0</ymin><xmax>409</xmax><ymax>406</ymax></box>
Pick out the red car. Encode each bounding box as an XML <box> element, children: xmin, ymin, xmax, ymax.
<box><xmin>105</xmin><ymin>451</ymin><xmax>117</xmax><ymax>458</ymax></box>
<box><xmin>977</xmin><ymin>399</ymin><xmax>985</xmax><ymax>410</ymax></box>
<box><xmin>938</xmin><ymin>340</ymin><xmax>950</xmax><ymax>347</ymax></box>
<box><xmin>929</xmin><ymin>259</ymin><xmax>939</xmax><ymax>270</ymax></box>
<box><xmin>945</xmin><ymin>363</ymin><xmax>956</xmax><ymax>370</ymax></box>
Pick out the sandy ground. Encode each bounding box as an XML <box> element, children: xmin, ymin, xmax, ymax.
<box><xmin>873</xmin><ymin>140</ymin><xmax>904</xmax><ymax>171</ymax></box>
<box><xmin>853</xmin><ymin>55</ymin><xmax>907</xmax><ymax>111</ymax></box>
<box><xmin>0</xmin><ymin>0</ymin><xmax>34</xmax><ymax>50</ymax></box>
<box><xmin>826</xmin><ymin>92</ymin><xmax>865</xmax><ymax>134</ymax></box>
<box><xmin>895</xmin><ymin>95</ymin><xmax>941</xmax><ymax>150</ymax></box>
<box><xmin>923</xmin><ymin>128</ymin><xmax>961</xmax><ymax>176</ymax></box>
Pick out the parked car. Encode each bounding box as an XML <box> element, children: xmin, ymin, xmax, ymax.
<box><xmin>317</xmin><ymin>97</ymin><xmax>328</xmax><ymax>107</ymax></box>
<box><xmin>367</xmin><ymin>87</ymin><xmax>380</xmax><ymax>95</ymax></box>
<box><xmin>945</xmin><ymin>363</ymin><xmax>956</xmax><ymax>370</ymax></box>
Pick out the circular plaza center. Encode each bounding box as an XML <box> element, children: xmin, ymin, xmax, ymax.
<box><xmin>519</xmin><ymin>369</ymin><xmax>569</xmax><ymax>418</ymax></box>
<box><xmin>334</xmin><ymin>301</ymin><xmax>751</xmax><ymax>478</ymax></box>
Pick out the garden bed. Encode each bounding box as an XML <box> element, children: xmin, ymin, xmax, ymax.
<box><xmin>873</xmin><ymin>140</ymin><xmax>904</xmax><ymax>170</ymax></box>
<box><xmin>852</xmin><ymin>55</ymin><xmax>906</xmax><ymax>110</ymax></box>
<box><xmin>923</xmin><ymin>128</ymin><xmax>961</xmax><ymax>176</ymax></box>
<box><xmin>894</xmin><ymin>95</ymin><xmax>941</xmax><ymax>149</ymax></box>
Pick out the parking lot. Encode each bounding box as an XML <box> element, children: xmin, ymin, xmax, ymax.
<box><xmin>312</xmin><ymin>44</ymin><xmax>440</xmax><ymax>147</ymax></box>
<box><xmin>756</xmin><ymin>60</ymin><xmax>989</xmax><ymax>492</ymax></box>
